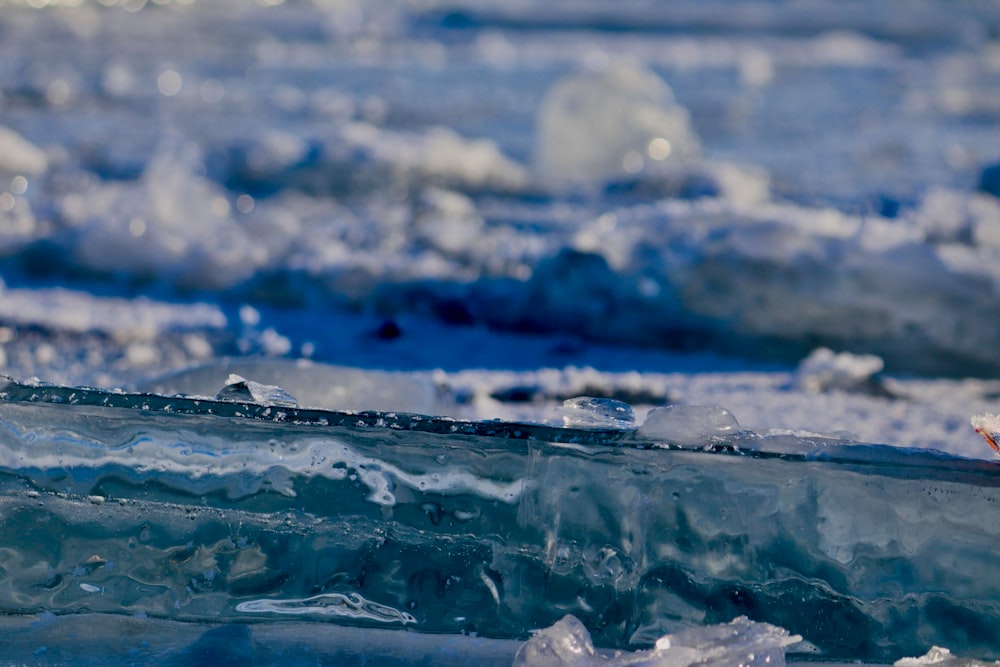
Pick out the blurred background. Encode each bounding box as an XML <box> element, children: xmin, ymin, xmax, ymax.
<box><xmin>1</xmin><ymin>0</ymin><xmax>1000</xmax><ymax>386</ymax></box>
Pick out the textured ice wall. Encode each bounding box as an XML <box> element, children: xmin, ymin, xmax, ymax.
<box><xmin>1</xmin><ymin>379</ymin><xmax>999</xmax><ymax>662</ymax></box>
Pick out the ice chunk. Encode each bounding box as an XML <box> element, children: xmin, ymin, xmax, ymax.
<box><xmin>895</xmin><ymin>646</ymin><xmax>1000</xmax><ymax>667</ymax></box>
<box><xmin>558</xmin><ymin>396</ymin><xmax>635</xmax><ymax>429</ymax></box>
<box><xmin>639</xmin><ymin>405</ymin><xmax>740</xmax><ymax>446</ymax></box>
<box><xmin>513</xmin><ymin>615</ymin><xmax>800</xmax><ymax>667</ymax></box>
<box><xmin>793</xmin><ymin>347</ymin><xmax>885</xmax><ymax>393</ymax></box>
<box><xmin>215</xmin><ymin>374</ymin><xmax>299</xmax><ymax>408</ymax></box>
<box><xmin>534</xmin><ymin>62</ymin><xmax>700</xmax><ymax>188</ymax></box>
<box><xmin>0</xmin><ymin>126</ymin><xmax>47</xmax><ymax>175</ymax></box>
<box><xmin>513</xmin><ymin>616</ymin><xmax>595</xmax><ymax>666</ymax></box>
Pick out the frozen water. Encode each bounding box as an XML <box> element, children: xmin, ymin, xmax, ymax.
<box><xmin>2</xmin><ymin>377</ymin><xmax>999</xmax><ymax>663</ymax></box>
<box><xmin>514</xmin><ymin>615</ymin><xmax>801</xmax><ymax>667</ymax></box>
<box><xmin>1</xmin><ymin>1</ymin><xmax>1000</xmax><ymax>664</ymax></box>
<box><xmin>896</xmin><ymin>647</ymin><xmax>1000</xmax><ymax>667</ymax></box>
<box><xmin>558</xmin><ymin>396</ymin><xmax>636</xmax><ymax>429</ymax></box>
<box><xmin>638</xmin><ymin>405</ymin><xmax>740</xmax><ymax>446</ymax></box>
<box><xmin>215</xmin><ymin>373</ymin><xmax>299</xmax><ymax>408</ymax></box>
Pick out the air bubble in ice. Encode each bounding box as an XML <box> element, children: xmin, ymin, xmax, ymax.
<box><xmin>639</xmin><ymin>405</ymin><xmax>740</xmax><ymax>446</ymax></box>
<box><xmin>215</xmin><ymin>374</ymin><xmax>299</xmax><ymax>408</ymax></box>
<box><xmin>559</xmin><ymin>396</ymin><xmax>635</xmax><ymax>429</ymax></box>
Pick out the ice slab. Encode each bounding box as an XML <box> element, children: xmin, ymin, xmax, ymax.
<box><xmin>1</xmin><ymin>376</ymin><xmax>999</xmax><ymax>663</ymax></box>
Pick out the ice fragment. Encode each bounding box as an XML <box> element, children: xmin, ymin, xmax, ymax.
<box><xmin>216</xmin><ymin>374</ymin><xmax>299</xmax><ymax>408</ymax></box>
<box><xmin>895</xmin><ymin>646</ymin><xmax>1000</xmax><ymax>666</ymax></box>
<box><xmin>639</xmin><ymin>405</ymin><xmax>740</xmax><ymax>446</ymax></box>
<box><xmin>559</xmin><ymin>396</ymin><xmax>635</xmax><ymax>429</ymax></box>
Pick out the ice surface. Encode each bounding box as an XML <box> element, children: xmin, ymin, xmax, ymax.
<box><xmin>2</xmin><ymin>377</ymin><xmax>1000</xmax><ymax>663</ymax></box>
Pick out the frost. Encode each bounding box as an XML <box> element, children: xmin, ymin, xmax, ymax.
<box><xmin>639</xmin><ymin>405</ymin><xmax>740</xmax><ymax>446</ymax></box>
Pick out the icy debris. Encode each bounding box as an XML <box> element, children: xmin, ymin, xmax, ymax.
<box><xmin>639</xmin><ymin>405</ymin><xmax>740</xmax><ymax>446</ymax></box>
<box><xmin>971</xmin><ymin>413</ymin><xmax>1000</xmax><ymax>453</ymax></box>
<box><xmin>558</xmin><ymin>396</ymin><xmax>636</xmax><ymax>429</ymax></box>
<box><xmin>0</xmin><ymin>126</ymin><xmax>47</xmax><ymax>175</ymax></box>
<box><xmin>535</xmin><ymin>62</ymin><xmax>700</xmax><ymax>189</ymax></box>
<box><xmin>793</xmin><ymin>347</ymin><xmax>885</xmax><ymax>394</ymax></box>
<box><xmin>215</xmin><ymin>374</ymin><xmax>299</xmax><ymax>408</ymax></box>
<box><xmin>895</xmin><ymin>646</ymin><xmax>1000</xmax><ymax>666</ymax></box>
<box><xmin>235</xmin><ymin>592</ymin><xmax>415</xmax><ymax>625</ymax></box>
<box><xmin>513</xmin><ymin>615</ymin><xmax>800</xmax><ymax>667</ymax></box>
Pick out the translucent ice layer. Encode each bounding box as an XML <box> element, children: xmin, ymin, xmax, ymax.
<box><xmin>1</xmin><ymin>376</ymin><xmax>999</xmax><ymax>663</ymax></box>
